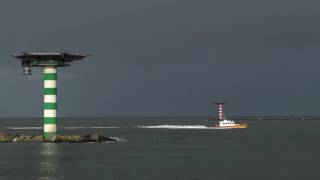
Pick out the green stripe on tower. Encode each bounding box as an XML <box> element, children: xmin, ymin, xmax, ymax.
<box><xmin>44</xmin><ymin>117</ymin><xmax>57</xmax><ymax>124</ymax></box>
<box><xmin>43</xmin><ymin>132</ymin><xmax>56</xmax><ymax>141</ymax></box>
<box><xmin>44</xmin><ymin>103</ymin><xmax>57</xmax><ymax>109</ymax></box>
<box><xmin>44</xmin><ymin>73</ymin><xmax>57</xmax><ymax>80</ymax></box>
<box><xmin>44</xmin><ymin>88</ymin><xmax>57</xmax><ymax>95</ymax></box>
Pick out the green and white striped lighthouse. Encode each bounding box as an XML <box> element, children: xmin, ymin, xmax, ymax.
<box><xmin>12</xmin><ymin>52</ymin><xmax>89</xmax><ymax>142</ymax></box>
<box><xmin>43</xmin><ymin>66</ymin><xmax>58</xmax><ymax>141</ymax></box>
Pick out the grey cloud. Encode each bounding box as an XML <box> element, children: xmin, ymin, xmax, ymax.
<box><xmin>0</xmin><ymin>0</ymin><xmax>320</xmax><ymax>117</ymax></box>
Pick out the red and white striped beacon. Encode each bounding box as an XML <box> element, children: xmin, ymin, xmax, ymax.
<box><xmin>214</xmin><ymin>102</ymin><xmax>226</xmax><ymax>120</ymax></box>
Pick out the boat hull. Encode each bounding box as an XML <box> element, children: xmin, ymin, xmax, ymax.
<box><xmin>214</xmin><ymin>124</ymin><xmax>248</xmax><ymax>129</ymax></box>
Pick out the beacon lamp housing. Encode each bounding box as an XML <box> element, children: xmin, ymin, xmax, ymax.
<box><xmin>21</xmin><ymin>61</ymin><xmax>32</xmax><ymax>75</ymax></box>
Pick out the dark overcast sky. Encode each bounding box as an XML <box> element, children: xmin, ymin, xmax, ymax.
<box><xmin>1</xmin><ymin>0</ymin><xmax>320</xmax><ymax>117</ymax></box>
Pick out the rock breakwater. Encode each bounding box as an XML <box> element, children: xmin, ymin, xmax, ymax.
<box><xmin>0</xmin><ymin>132</ymin><xmax>121</xmax><ymax>143</ymax></box>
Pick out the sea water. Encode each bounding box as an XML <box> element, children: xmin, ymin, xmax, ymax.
<box><xmin>0</xmin><ymin>117</ymin><xmax>319</xmax><ymax>180</ymax></box>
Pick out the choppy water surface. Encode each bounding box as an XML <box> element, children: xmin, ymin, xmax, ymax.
<box><xmin>0</xmin><ymin>117</ymin><xmax>320</xmax><ymax>180</ymax></box>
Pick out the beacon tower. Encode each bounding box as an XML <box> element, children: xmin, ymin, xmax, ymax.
<box><xmin>214</xmin><ymin>102</ymin><xmax>226</xmax><ymax>120</ymax></box>
<box><xmin>12</xmin><ymin>52</ymin><xmax>89</xmax><ymax>142</ymax></box>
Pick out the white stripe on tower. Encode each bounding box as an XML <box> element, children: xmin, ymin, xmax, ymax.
<box><xmin>44</xmin><ymin>95</ymin><xmax>57</xmax><ymax>103</ymax></box>
<box><xmin>44</xmin><ymin>109</ymin><xmax>57</xmax><ymax>117</ymax></box>
<box><xmin>44</xmin><ymin>80</ymin><xmax>57</xmax><ymax>88</ymax></box>
<box><xmin>44</xmin><ymin>124</ymin><xmax>57</xmax><ymax>132</ymax></box>
<box><xmin>45</xmin><ymin>67</ymin><xmax>56</xmax><ymax>73</ymax></box>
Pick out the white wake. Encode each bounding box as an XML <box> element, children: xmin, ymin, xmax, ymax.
<box><xmin>63</xmin><ymin>127</ymin><xmax>119</xmax><ymax>130</ymax></box>
<box><xmin>136</xmin><ymin>125</ymin><xmax>229</xmax><ymax>129</ymax></box>
<box><xmin>4</xmin><ymin>127</ymin><xmax>43</xmax><ymax>130</ymax></box>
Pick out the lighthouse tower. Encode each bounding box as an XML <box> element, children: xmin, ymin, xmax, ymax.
<box><xmin>214</xmin><ymin>102</ymin><xmax>226</xmax><ymax>120</ymax></box>
<box><xmin>12</xmin><ymin>52</ymin><xmax>89</xmax><ymax>142</ymax></box>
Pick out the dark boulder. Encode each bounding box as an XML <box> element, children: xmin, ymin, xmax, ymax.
<box><xmin>81</xmin><ymin>134</ymin><xmax>112</xmax><ymax>142</ymax></box>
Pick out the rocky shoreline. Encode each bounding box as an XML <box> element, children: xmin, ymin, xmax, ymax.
<box><xmin>0</xmin><ymin>132</ymin><xmax>122</xmax><ymax>143</ymax></box>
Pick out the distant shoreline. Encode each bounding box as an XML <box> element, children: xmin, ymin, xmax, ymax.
<box><xmin>208</xmin><ymin>116</ymin><xmax>320</xmax><ymax>121</ymax></box>
<box><xmin>0</xmin><ymin>116</ymin><xmax>320</xmax><ymax>121</ymax></box>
